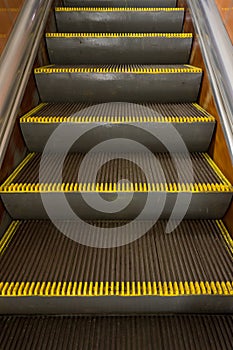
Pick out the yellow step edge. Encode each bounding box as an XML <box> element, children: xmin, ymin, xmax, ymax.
<box><xmin>55</xmin><ymin>7</ymin><xmax>184</xmax><ymax>12</ymax></box>
<box><xmin>216</xmin><ymin>220</ymin><xmax>233</xmax><ymax>254</ymax></box>
<box><xmin>0</xmin><ymin>153</ymin><xmax>35</xmax><ymax>188</ymax></box>
<box><xmin>203</xmin><ymin>153</ymin><xmax>232</xmax><ymax>187</ymax></box>
<box><xmin>0</xmin><ymin>281</ymin><xmax>232</xmax><ymax>297</ymax></box>
<box><xmin>0</xmin><ymin>221</ymin><xmax>20</xmax><ymax>255</ymax></box>
<box><xmin>34</xmin><ymin>66</ymin><xmax>202</xmax><ymax>74</ymax></box>
<box><xmin>20</xmin><ymin>115</ymin><xmax>215</xmax><ymax>124</ymax></box>
<box><xmin>46</xmin><ymin>33</ymin><xmax>193</xmax><ymax>38</ymax></box>
<box><xmin>1</xmin><ymin>181</ymin><xmax>232</xmax><ymax>193</ymax></box>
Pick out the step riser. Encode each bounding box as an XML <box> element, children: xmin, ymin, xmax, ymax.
<box><xmin>2</xmin><ymin>193</ymin><xmax>232</xmax><ymax>220</ymax></box>
<box><xmin>21</xmin><ymin>122</ymin><xmax>215</xmax><ymax>153</ymax></box>
<box><xmin>35</xmin><ymin>73</ymin><xmax>202</xmax><ymax>103</ymax></box>
<box><xmin>56</xmin><ymin>11</ymin><xmax>184</xmax><ymax>33</ymax></box>
<box><xmin>63</xmin><ymin>0</ymin><xmax>177</xmax><ymax>7</ymax></box>
<box><xmin>46</xmin><ymin>37</ymin><xmax>192</xmax><ymax>64</ymax></box>
<box><xmin>1</xmin><ymin>296</ymin><xmax>232</xmax><ymax>314</ymax></box>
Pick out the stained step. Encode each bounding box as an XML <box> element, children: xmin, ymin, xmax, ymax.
<box><xmin>46</xmin><ymin>33</ymin><xmax>193</xmax><ymax>64</ymax></box>
<box><xmin>20</xmin><ymin>102</ymin><xmax>215</xmax><ymax>152</ymax></box>
<box><xmin>64</xmin><ymin>0</ymin><xmax>177</xmax><ymax>7</ymax></box>
<box><xmin>0</xmin><ymin>219</ymin><xmax>232</xmax><ymax>314</ymax></box>
<box><xmin>34</xmin><ymin>64</ymin><xmax>202</xmax><ymax>103</ymax></box>
<box><xmin>1</xmin><ymin>152</ymin><xmax>232</xmax><ymax>219</ymax></box>
<box><xmin>55</xmin><ymin>7</ymin><xmax>184</xmax><ymax>33</ymax></box>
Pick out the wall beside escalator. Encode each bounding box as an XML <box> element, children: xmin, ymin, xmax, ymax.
<box><xmin>0</xmin><ymin>0</ymin><xmax>25</xmax><ymax>55</ymax></box>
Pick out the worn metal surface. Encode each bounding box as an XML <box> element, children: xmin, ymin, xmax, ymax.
<box><xmin>55</xmin><ymin>8</ymin><xmax>184</xmax><ymax>33</ymax></box>
<box><xmin>46</xmin><ymin>34</ymin><xmax>192</xmax><ymax>64</ymax></box>
<box><xmin>35</xmin><ymin>65</ymin><xmax>202</xmax><ymax>103</ymax></box>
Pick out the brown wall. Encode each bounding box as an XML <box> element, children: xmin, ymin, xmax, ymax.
<box><xmin>179</xmin><ymin>0</ymin><xmax>233</xmax><ymax>233</ymax></box>
<box><xmin>0</xmin><ymin>0</ymin><xmax>25</xmax><ymax>55</ymax></box>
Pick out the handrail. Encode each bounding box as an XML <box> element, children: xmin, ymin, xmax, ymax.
<box><xmin>0</xmin><ymin>0</ymin><xmax>53</xmax><ymax>167</ymax></box>
<box><xmin>187</xmin><ymin>0</ymin><xmax>233</xmax><ymax>163</ymax></box>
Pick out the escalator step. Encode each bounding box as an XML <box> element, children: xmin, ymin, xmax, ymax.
<box><xmin>55</xmin><ymin>7</ymin><xmax>184</xmax><ymax>33</ymax></box>
<box><xmin>46</xmin><ymin>33</ymin><xmax>193</xmax><ymax>64</ymax></box>
<box><xmin>0</xmin><ymin>219</ymin><xmax>232</xmax><ymax>313</ymax></box>
<box><xmin>0</xmin><ymin>315</ymin><xmax>232</xmax><ymax>349</ymax></box>
<box><xmin>34</xmin><ymin>64</ymin><xmax>202</xmax><ymax>103</ymax></box>
<box><xmin>20</xmin><ymin>102</ymin><xmax>215</xmax><ymax>153</ymax></box>
<box><xmin>1</xmin><ymin>152</ymin><xmax>232</xmax><ymax>219</ymax></box>
<box><xmin>64</xmin><ymin>0</ymin><xmax>177</xmax><ymax>7</ymax></box>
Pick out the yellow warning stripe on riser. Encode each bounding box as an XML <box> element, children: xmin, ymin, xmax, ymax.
<box><xmin>35</xmin><ymin>66</ymin><xmax>202</xmax><ymax>74</ymax></box>
<box><xmin>46</xmin><ymin>33</ymin><xmax>193</xmax><ymax>38</ymax></box>
<box><xmin>20</xmin><ymin>103</ymin><xmax>215</xmax><ymax>123</ymax></box>
<box><xmin>56</xmin><ymin>7</ymin><xmax>184</xmax><ymax>12</ymax></box>
<box><xmin>0</xmin><ymin>281</ymin><xmax>232</xmax><ymax>297</ymax></box>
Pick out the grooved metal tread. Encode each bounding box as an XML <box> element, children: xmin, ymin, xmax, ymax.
<box><xmin>1</xmin><ymin>152</ymin><xmax>231</xmax><ymax>192</ymax></box>
<box><xmin>0</xmin><ymin>219</ymin><xmax>232</xmax><ymax>289</ymax></box>
<box><xmin>0</xmin><ymin>315</ymin><xmax>233</xmax><ymax>350</ymax></box>
<box><xmin>20</xmin><ymin>102</ymin><xmax>214</xmax><ymax>123</ymax></box>
<box><xmin>1</xmin><ymin>152</ymin><xmax>232</xmax><ymax>220</ymax></box>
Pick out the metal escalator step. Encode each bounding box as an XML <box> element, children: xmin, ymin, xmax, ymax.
<box><xmin>0</xmin><ymin>219</ymin><xmax>232</xmax><ymax>313</ymax></box>
<box><xmin>64</xmin><ymin>0</ymin><xmax>177</xmax><ymax>7</ymax></box>
<box><xmin>34</xmin><ymin>64</ymin><xmax>202</xmax><ymax>103</ymax></box>
<box><xmin>20</xmin><ymin>102</ymin><xmax>215</xmax><ymax>152</ymax></box>
<box><xmin>55</xmin><ymin>7</ymin><xmax>184</xmax><ymax>33</ymax></box>
<box><xmin>0</xmin><ymin>316</ymin><xmax>233</xmax><ymax>349</ymax></box>
<box><xmin>46</xmin><ymin>33</ymin><xmax>193</xmax><ymax>64</ymax></box>
<box><xmin>1</xmin><ymin>152</ymin><xmax>232</xmax><ymax>219</ymax></box>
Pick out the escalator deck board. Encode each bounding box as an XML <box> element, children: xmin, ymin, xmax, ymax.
<box><xmin>1</xmin><ymin>152</ymin><xmax>232</xmax><ymax>219</ymax></box>
<box><xmin>20</xmin><ymin>102</ymin><xmax>214</xmax><ymax>123</ymax></box>
<box><xmin>1</xmin><ymin>152</ymin><xmax>230</xmax><ymax>192</ymax></box>
<box><xmin>0</xmin><ymin>315</ymin><xmax>233</xmax><ymax>350</ymax></box>
<box><xmin>0</xmin><ymin>219</ymin><xmax>232</xmax><ymax>292</ymax></box>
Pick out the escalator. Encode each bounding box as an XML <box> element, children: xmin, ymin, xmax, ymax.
<box><xmin>0</xmin><ymin>0</ymin><xmax>232</xmax><ymax>347</ymax></box>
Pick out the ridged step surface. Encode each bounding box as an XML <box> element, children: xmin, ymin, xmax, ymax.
<box><xmin>35</xmin><ymin>64</ymin><xmax>202</xmax><ymax>103</ymax></box>
<box><xmin>20</xmin><ymin>102</ymin><xmax>215</xmax><ymax>152</ymax></box>
<box><xmin>0</xmin><ymin>219</ymin><xmax>232</xmax><ymax>313</ymax></box>
<box><xmin>55</xmin><ymin>7</ymin><xmax>184</xmax><ymax>33</ymax></box>
<box><xmin>1</xmin><ymin>152</ymin><xmax>232</xmax><ymax>219</ymax></box>
<box><xmin>46</xmin><ymin>33</ymin><xmax>192</xmax><ymax>64</ymax></box>
<box><xmin>0</xmin><ymin>315</ymin><xmax>233</xmax><ymax>349</ymax></box>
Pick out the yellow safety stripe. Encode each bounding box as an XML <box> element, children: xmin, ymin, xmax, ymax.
<box><xmin>55</xmin><ymin>7</ymin><xmax>184</xmax><ymax>12</ymax></box>
<box><xmin>20</xmin><ymin>103</ymin><xmax>215</xmax><ymax>124</ymax></box>
<box><xmin>0</xmin><ymin>281</ymin><xmax>232</xmax><ymax>297</ymax></box>
<box><xmin>216</xmin><ymin>220</ymin><xmax>233</xmax><ymax>255</ymax></box>
<box><xmin>35</xmin><ymin>66</ymin><xmax>202</xmax><ymax>74</ymax></box>
<box><xmin>1</xmin><ymin>153</ymin><xmax>35</xmax><ymax>188</ymax></box>
<box><xmin>1</xmin><ymin>181</ymin><xmax>232</xmax><ymax>193</ymax></box>
<box><xmin>46</xmin><ymin>33</ymin><xmax>193</xmax><ymax>38</ymax></box>
<box><xmin>0</xmin><ymin>221</ymin><xmax>20</xmax><ymax>255</ymax></box>
<box><xmin>20</xmin><ymin>115</ymin><xmax>215</xmax><ymax>124</ymax></box>
<box><xmin>203</xmin><ymin>153</ymin><xmax>232</xmax><ymax>187</ymax></box>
